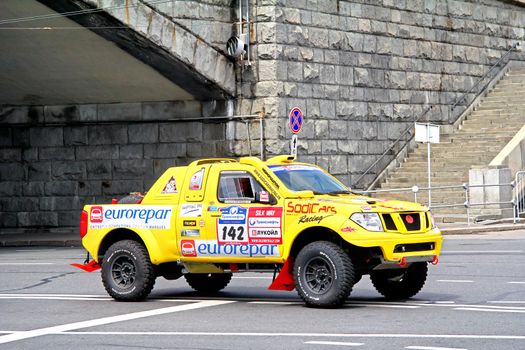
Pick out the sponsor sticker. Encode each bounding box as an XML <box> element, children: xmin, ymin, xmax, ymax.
<box><xmin>286</xmin><ymin>202</ymin><xmax>337</xmax><ymax>214</ymax></box>
<box><xmin>190</xmin><ymin>240</ymin><xmax>279</xmax><ymax>257</ymax></box>
<box><xmin>341</xmin><ymin>226</ymin><xmax>356</xmax><ymax>233</ymax></box>
<box><xmin>298</xmin><ymin>214</ymin><xmax>333</xmax><ymax>224</ymax></box>
<box><xmin>259</xmin><ymin>191</ymin><xmax>270</xmax><ymax>203</ymax></box>
<box><xmin>180</xmin><ymin>204</ymin><xmax>203</xmax><ymax>217</ymax></box>
<box><xmin>161</xmin><ymin>176</ymin><xmax>178</xmax><ymax>194</ymax></box>
<box><xmin>217</xmin><ymin>206</ymin><xmax>248</xmax><ymax>244</ymax></box>
<box><xmin>190</xmin><ymin>168</ymin><xmax>205</xmax><ymax>190</ymax></box>
<box><xmin>247</xmin><ymin>207</ymin><xmax>282</xmax><ymax>244</ymax></box>
<box><xmin>181</xmin><ymin>229</ymin><xmax>200</xmax><ymax>237</ymax></box>
<box><xmin>90</xmin><ymin>206</ymin><xmax>103</xmax><ymax>223</ymax></box>
<box><xmin>89</xmin><ymin>205</ymin><xmax>172</xmax><ymax>230</ymax></box>
<box><xmin>181</xmin><ymin>240</ymin><xmax>197</xmax><ymax>257</ymax></box>
<box><xmin>183</xmin><ymin>220</ymin><xmax>197</xmax><ymax>227</ymax></box>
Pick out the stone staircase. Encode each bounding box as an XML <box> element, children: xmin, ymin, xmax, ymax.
<box><xmin>375</xmin><ymin>67</ymin><xmax>525</xmax><ymax>222</ymax></box>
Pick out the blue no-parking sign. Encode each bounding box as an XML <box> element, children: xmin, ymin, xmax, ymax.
<box><xmin>288</xmin><ymin>107</ymin><xmax>303</xmax><ymax>134</ymax></box>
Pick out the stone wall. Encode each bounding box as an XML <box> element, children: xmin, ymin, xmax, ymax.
<box><xmin>236</xmin><ymin>0</ymin><xmax>525</xmax><ymax>187</ymax></box>
<box><xmin>0</xmin><ymin>102</ymin><xmax>230</xmax><ymax>231</ymax></box>
<box><xmin>3</xmin><ymin>0</ymin><xmax>525</xmax><ymax>233</ymax></box>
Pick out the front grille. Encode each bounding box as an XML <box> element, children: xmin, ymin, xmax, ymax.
<box><xmin>382</xmin><ymin>214</ymin><xmax>397</xmax><ymax>231</ymax></box>
<box><xmin>394</xmin><ymin>242</ymin><xmax>435</xmax><ymax>253</ymax></box>
<box><xmin>400</xmin><ymin>213</ymin><xmax>421</xmax><ymax>231</ymax></box>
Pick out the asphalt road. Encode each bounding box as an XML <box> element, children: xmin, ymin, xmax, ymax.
<box><xmin>1</xmin><ymin>231</ymin><xmax>525</xmax><ymax>350</ymax></box>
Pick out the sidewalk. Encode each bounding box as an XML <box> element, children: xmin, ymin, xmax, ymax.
<box><xmin>1</xmin><ymin>222</ymin><xmax>525</xmax><ymax>247</ymax></box>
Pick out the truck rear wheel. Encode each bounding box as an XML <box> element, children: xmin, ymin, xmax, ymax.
<box><xmin>101</xmin><ymin>240</ymin><xmax>156</xmax><ymax>301</ymax></box>
<box><xmin>184</xmin><ymin>273</ymin><xmax>232</xmax><ymax>293</ymax></box>
<box><xmin>294</xmin><ymin>241</ymin><xmax>354</xmax><ymax>308</ymax></box>
<box><xmin>370</xmin><ymin>262</ymin><xmax>428</xmax><ymax>299</ymax></box>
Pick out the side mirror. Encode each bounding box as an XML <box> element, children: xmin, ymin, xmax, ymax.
<box><xmin>255</xmin><ymin>191</ymin><xmax>277</xmax><ymax>205</ymax></box>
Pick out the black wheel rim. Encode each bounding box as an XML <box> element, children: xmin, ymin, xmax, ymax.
<box><xmin>304</xmin><ymin>257</ymin><xmax>334</xmax><ymax>294</ymax></box>
<box><xmin>111</xmin><ymin>255</ymin><xmax>136</xmax><ymax>288</ymax></box>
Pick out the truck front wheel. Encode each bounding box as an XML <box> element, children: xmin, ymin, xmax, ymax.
<box><xmin>101</xmin><ymin>240</ymin><xmax>156</xmax><ymax>301</ymax></box>
<box><xmin>370</xmin><ymin>262</ymin><xmax>428</xmax><ymax>299</ymax></box>
<box><xmin>294</xmin><ymin>241</ymin><xmax>355</xmax><ymax>308</ymax></box>
<box><xmin>185</xmin><ymin>273</ymin><xmax>232</xmax><ymax>293</ymax></box>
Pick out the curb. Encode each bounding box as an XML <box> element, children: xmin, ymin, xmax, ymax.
<box><xmin>439</xmin><ymin>223</ymin><xmax>525</xmax><ymax>235</ymax></box>
<box><xmin>1</xmin><ymin>240</ymin><xmax>82</xmax><ymax>247</ymax></box>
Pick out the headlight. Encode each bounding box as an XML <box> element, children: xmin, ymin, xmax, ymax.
<box><xmin>350</xmin><ymin>213</ymin><xmax>384</xmax><ymax>232</ymax></box>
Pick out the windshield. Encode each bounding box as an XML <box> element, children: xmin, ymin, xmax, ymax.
<box><xmin>269</xmin><ymin>165</ymin><xmax>350</xmax><ymax>194</ymax></box>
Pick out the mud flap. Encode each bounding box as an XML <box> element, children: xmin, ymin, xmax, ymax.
<box><xmin>268</xmin><ymin>258</ymin><xmax>296</xmax><ymax>291</ymax></box>
<box><xmin>71</xmin><ymin>260</ymin><xmax>101</xmax><ymax>272</ymax></box>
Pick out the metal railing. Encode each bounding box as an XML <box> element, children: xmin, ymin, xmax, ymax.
<box><xmin>514</xmin><ymin>171</ymin><xmax>525</xmax><ymax>222</ymax></box>
<box><xmin>451</xmin><ymin>42</ymin><xmax>520</xmax><ymax>110</ymax></box>
<box><xmin>353</xmin><ymin>42</ymin><xmax>521</xmax><ymax>191</ymax></box>
<box><xmin>354</xmin><ymin>180</ymin><xmax>518</xmax><ymax>226</ymax></box>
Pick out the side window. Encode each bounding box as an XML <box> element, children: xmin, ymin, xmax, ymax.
<box><xmin>218</xmin><ymin>172</ymin><xmax>264</xmax><ymax>202</ymax></box>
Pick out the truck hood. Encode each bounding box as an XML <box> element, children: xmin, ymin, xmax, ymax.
<box><xmin>315</xmin><ymin>195</ymin><xmax>427</xmax><ymax>215</ymax></box>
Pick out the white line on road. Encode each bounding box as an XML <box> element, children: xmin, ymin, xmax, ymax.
<box><xmin>249</xmin><ymin>301</ymin><xmax>297</xmax><ymax>305</ymax></box>
<box><xmin>442</xmin><ymin>250</ymin><xmax>523</xmax><ymax>254</ymax></box>
<box><xmin>487</xmin><ymin>301</ymin><xmax>525</xmax><ymax>304</ymax></box>
<box><xmin>347</xmin><ymin>302</ymin><xmax>420</xmax><ymax>309</ymax></box>
<box><xmin>0</xmin><ymin>293</ymin><xmax>107</xmax><ymax>298</ymax></box>
<box><xmin>455</xmin><ymin>307</ymin><xmax>525</xmax><ymax>314</ymax></box>
<box><xmin>305</xmin><ymin>341</ymin><xmax>363</xmax><ymax>347</ymax></box>
<box><xmin>0</xmin><ymin>300</ymin><xmax>235</xmax><ymax>344</ymax></box>
<box><xmin>0</xmin><ymin>296</ymin><xmax>113</xmax><ymax>301</ymax></box>
<box><xmin>436</xmin><ymin>280</ymin><xmax>474</xmax><ymax>283</ymax></box>
<box><xmin>406</xmin><ymin>346</ymin><xmax>466</xmax><ymax>350</ymax></box>
<box><xmin>31</xmin><ymin>332</ymin><xmax>525</xmax><ymax>340</ymax></box>
<box><xmin>508</xmin><ymin>281</ymin><xmax>525</xmax><ymax>284</ymax></box>
<box><xmin>0</xmin><ymin>263</ymin><xmax>54</xmax><ymax>265</ymax></box>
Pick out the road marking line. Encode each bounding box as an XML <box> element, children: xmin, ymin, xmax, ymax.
<box><xmin>0</xmin><ymin>294</ymin><xmax>107</xmax><ymax>298</ymax></box>
<box><xmin>249</xmin><ymin>301</ymin><xmax>297</xmax><ymax>305</ymax></box>
<box><xmin>305</xmin><ymin>341</ymin><xmax>363</xmax><ymax>347</ymax></box>
<box><xmin>442</xmin><ymin>250</ymin><xmax>523</xmax><ymax>254</ymax></box>
<box><xmin>0</xmin><ymin>263</ymin><xmax>54</xmax><ymax>265</ymax></box>
<box><xmin>406</xmin><ymin>346</ymin><xmax>466</xmax><ymax>350</ymax></box>
<box><xmin>508</xmin><ymin>281</ymin><xmax>525</xmax><ymax>284</ymax></box>
<box><xmin>28</xmin><ymin>332</ymin><xmax>525</xmax><ymax>340</ymax></box>
<box><xmin>487</xmin><ymin>301</ymin><xmax>525</xmax><ymax>304</ymax></box>
<box><xmin>0</xmin><ymin>300</ymin><xmax>234</xmax><ymax>344</ymax></box>
<box><xmin>436</xmin><ymin>280</ymin><xmax>474</xmax><ymax>283</ymax></box>
<box><xmin>347</xmin><ymin>303</ymin><xmax>419</xmax><ymax>309</ymax></box>
<box><xmin>0</xmin><ymin>296</ymin><xmax>113</xmax><ymax>301</ymax></box>
<box><xmin>434</xmin><ymin>301</ymin><xmax>456</xmax><ymax>304</ymax></box>
<box><xmin>455</xmin><ymin>307</ymin><xmax>525</xmax><ymax>313</ymax></box>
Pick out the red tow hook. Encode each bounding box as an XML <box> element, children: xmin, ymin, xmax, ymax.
<box><xmin>431</xmin><ymin>255</ymin><xmax>439</xmax><ymax>265</ymax></box>
<box><xmin>71</xmin><ymin>260</ymin><xmax>101</xmax><ymax>272</ymax></box>
<box><xmin>398</xmin><ymin>257</ymin><xmax>408</xmax><ymax>268</ymax></box>
<box><xmin>71</xmin><ymin>253</ymin><xmax>101</xmax><ymax>272</ymax></box>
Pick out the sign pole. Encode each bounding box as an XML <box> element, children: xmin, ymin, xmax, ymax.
<box><xmin>427</xmin><ymin>122</ymin><xmax>431</xmax><ymax>208</ymax></box>
<box><xmin>288</xmin><ymin>107</ymin><xmax>303</xmax><ymax>158</ymax></box>
<box><xmin>415</xmin><ymin>122</ymin><xmax>439</xmax><ymax>208</ymax></box>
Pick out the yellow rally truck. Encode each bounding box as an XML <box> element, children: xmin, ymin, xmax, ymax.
<box><xmin>76</xmin><ymin>155</ymin><xmax>442</xmax><ymax>308</ymax></box>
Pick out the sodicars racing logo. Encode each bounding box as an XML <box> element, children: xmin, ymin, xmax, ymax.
<box><xmin>90</xmin><ymin>206</ymin><xmax>103</xmax><ymax>223</ymax></box>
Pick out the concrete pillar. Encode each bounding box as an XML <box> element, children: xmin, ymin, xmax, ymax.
<box><xmin>469</xmin><ymin>165</ymin><xmax>513</xmax><ymax>220</ymax></box>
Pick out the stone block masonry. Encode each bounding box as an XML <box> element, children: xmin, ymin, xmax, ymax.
<box><xmin>3</xmin><ymin>0</ymin><xmax>525</xmax><ymax>235</ymax></box>
<box><xmin>237</xmin><ymin>0</ymin><xmax>525</xmax><ymax>187</ymax></box>
<box><xmin>0</xmin><ymin>101</ymin><xmax>229</xmax><ymax>231</ymax></box>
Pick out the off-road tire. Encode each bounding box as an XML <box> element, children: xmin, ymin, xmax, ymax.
<box><xmin>101</xmin><ymin>240</ymin><xmax>156</xmax><ymax>301</ymax></box>
<box><xmin>184</xmin><ymin>273</ymin><xmax>233</xmax><ymax>293</ymax></box>
<box><xmin>370</xmin><ymin>262</ymin><xmax>428</xmax><ymax>299</ymax></box>
<box><xmin>294</xmin><ymin>241</ymin><xmax>355</xmax><ymax>308</ymax></box>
